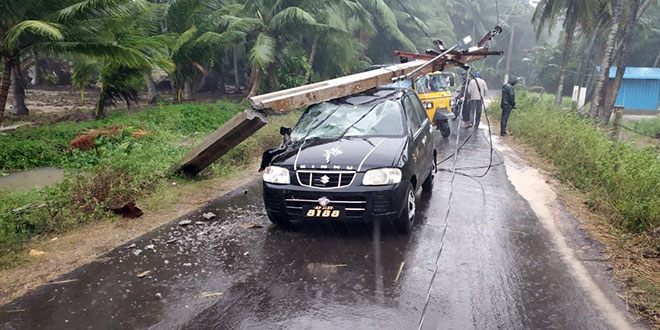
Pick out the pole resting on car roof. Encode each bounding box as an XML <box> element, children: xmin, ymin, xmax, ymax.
<box><xmin>178</xmin><ymin>27</ymin><xmax>504</xmax><ymax>176</ymax></box>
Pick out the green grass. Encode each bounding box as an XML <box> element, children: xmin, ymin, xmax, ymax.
<box><xmin>631</xmin><ymin>117</ymin><xmax>660</xmax><ymax>138</ymax></box>
<box><xmin>526</xmin><ymin>92</ymin><xmax>574</xmax><ymax>109</ymax></box>
<box><xmin>0</xmin><ymin>101</ymin><xmax>301</xmax><ymax>268</ymax></box>
<box><xmin>491</xmin><ymin>93</ymin><xmax>660</xmax><ymax>234</ymax></box>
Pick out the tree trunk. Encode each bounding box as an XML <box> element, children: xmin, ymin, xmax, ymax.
<box><xmin>268</xmin><ymin>64</ymin><xmax>280</xmax><ymax>91</ymax></box>
<box><xmin>576</xmin><ymin>19</ymin><xmax>603</xmax><ymax>88</ymax></box>
<box><xmin>95</xmin><ymin>89</ymin><xmax>106</xmax><ymax>119</ymax></box>
<box><xmin>32</xmin><ymin>50</ymin><xmax>42</xmax><ymax>86</ymax></box>
<box><xmin>233</xmin><ymin>46</ymin><xmax>241</xmax><ymax>94</ymax></box>
<box><xmin>590</xmin><ymin>0</ymin><xmax>624</xmax><ymax>121</ymax></box>
<box><xmin>145</xmin><ymin>74</ymin><xmax>158</xmax><ymax>104</ymax></box>
<box><xmin>247</xmin><ymin>65</ymin><xmax>261</xmax><ymax>98</ymax></box>
<box><xmin>0</xmin><ymin>59</ymin><xmax>13</xmax><ymax>126</ymax></box>
<box><xmin>10</xmin><ymin>57</ymin><xmax>29</xmax><ymax>116</ymax></box>
<box><xmin>305</xmin><ymin>35</ymin><xmax>319</xmax><ymax>83</ymax></box>
<box><xmin>601</xmin><ymin>0</ymin><xmax>642</xmax><ymax>124</ymax></box>
<box><xmin>217</xmin><ymin>62</ymin><xmax>225</xmax><ymax>95</ymax></box>
<box><xmin>556</xmin><ymin>15</ymin><xmax>577</xmax><ymax>105</ymax></box>
<box><xmin>183</xmin><ymin>81</ymin><xmax>193</xmax><ymax>101</ymax></box>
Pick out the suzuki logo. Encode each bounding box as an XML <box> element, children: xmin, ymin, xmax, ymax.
<box><xmin>320</xmin><ymin>175</ymin><xmax>330</xmax><ymax>184</ymax></box>
<box><xmin>318</xmin><ymin>197</ymin><xmax>331</xmax><ymax>207</ymax></box>
<box><xmin>323</xmin><ymin>147</ymin><xmax>343</xmax><ymax>164</ymax></box>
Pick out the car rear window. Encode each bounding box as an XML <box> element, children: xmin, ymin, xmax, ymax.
<box><xmin>291</xmin><ymin>100</ymin><xmax>405</xmax><ymax>141</ymax></box>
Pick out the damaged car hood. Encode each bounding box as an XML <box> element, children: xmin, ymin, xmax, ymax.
<box><xmin>274</xmin><ymin>137</ymin><xmax>407</xmax><ymax>172</ymax></box>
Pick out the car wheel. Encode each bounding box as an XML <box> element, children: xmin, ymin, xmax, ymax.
<box><xmin>436</xmin><ymin>119</ymin><xmax>451</xmax><ymax>138</ymax></box>
<box><xmin>394</xmin><ymin>182</ymin><xmax>416</xmax><ymax>234</ymax></box>
<box><xmin>422</xmin><ymin>158</ymin><xmax>436</xmax><ymax>193</ymax></box>
<box><xmin>267</xmin><ymin>211</ymin><xmax>292</xmax><ymax>229</ymax></box>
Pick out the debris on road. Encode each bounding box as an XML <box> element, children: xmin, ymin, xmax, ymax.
<box><xmin>155</xmin><ymin>293</ymin><xmax>162</xmax><ymax>299</ymax></box>
<box><xmin>395</xmin><ymin>262</ymin><xmax>406</xmax><ymax>283</ymax></box>
<box><xmin>179</xmin><ymin>219</ymin><xmax>192</xmax><ymax>226</ymax></box>
<box><xmin>238</xmin><ymin>223</ymin><xmax>263</xmax><ymax>229</ymax></box>
<box><xmin>137</xmin><ymin>270</ymin><xmax>151</xmax><ymax>278</ymax></box>
<box><xmin>198</xmin><ymin>292</ymin><xmax>223</xmax><ymax>299</ymax></box>
<box><xmin>47</xmin><ymin>279</ymin><xmax>78</xmax><ymax>285</ymax></box>
<box><xmin>145</xmin><ymin>244</ymin><xmax>155</xmax><ymax>251</ymax></box>
<box><xmin>195</xmin><ymin>221</ymin><xmax>205</xmax><ymax>225</ymax></box>
<box><xmin>126</xmin><ymin>243</ymin><xmax>137</xmax><ymax>249</ymax></box>
<box><xmin>182</xmin><ymin>263</ymin><xmax>192</xmax><ymax>267</ymax></box>
<box><xmin>28</xmin><ymin>249</ymin><xmax>46</xmax><ymax>257</ymax></box>
<box><xmin>202</xmin><ymin>212</ymin><xmax>216</xmax><ymax>220</ymax></box>
<box><xmin>132</xmin><ymin>249</ymin><xmax>143</xmax><ymax>256</ymax></box>
<box><xmin>243</xmin><ymin>252</ymin><xmax>250</xmax><ymax>256</ymax></box>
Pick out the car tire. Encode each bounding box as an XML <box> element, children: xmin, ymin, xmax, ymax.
<box><xmin>422</xmin><ymin>158</ymin><xmax>436</xmax><ymax>193</ymax></box>
<box><xmin>267</xmin><ymin>212</ymin><xmax>292</xmax><ymax>229</ymax></box>
<box><xmin>394</xmin><ymin>182</ymin><xmax>416</xmax><ymax>234</ymax></box>
<box><xmin>436</xmin><ymin>119</ymin><xmax>451</xmax><ymax>138</ymax></box>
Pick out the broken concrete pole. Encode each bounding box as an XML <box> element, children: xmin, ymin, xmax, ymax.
<box><xmin>249</xmin><ymin>60</ymin><xmax>440</xmax><ymax>112</ymax></box>
<box><xmin>179</xmin><ymin>110</ymin><xmax>267</xmax><ymax>175</ymax></box>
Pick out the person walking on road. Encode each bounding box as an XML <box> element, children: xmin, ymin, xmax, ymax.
<box><xmin>500</xmin><ymin>77</ymin><xmax>518</xmax><ymax>136</ymax></box>
<box><xmin>473</xmin><ymin>72</ymin><xmax>488</xmax><ymax>128</ymax></box>
<box><xmin>463</xmin><ymin>73</ymin><xmax>488</xmax><ymax>128</ymax></box>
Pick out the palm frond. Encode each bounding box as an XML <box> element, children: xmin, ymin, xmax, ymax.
<box><xmin>269</xmin><ymin>6</ymin><xmax>317</xmax><ymax>31</ymax></box>
<box><xmin>248</xmin><ymin>32</ymin><xmax>275</xmax><ymax>70</ymax></box>
<box><xmin>4</xmin><ymin>20</ymin><xmax>65</xmax><ymax>49</ymax></box>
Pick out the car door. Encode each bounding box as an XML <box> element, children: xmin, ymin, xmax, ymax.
<box><xmin>402</xmin><ymin>93</ymin><xmax>429</xmax><ymax>184</ymax></box>
<box><xmin>409</xmin><ymin>92</ymin><xmax>434</xmax><ymax>172</ymax></box>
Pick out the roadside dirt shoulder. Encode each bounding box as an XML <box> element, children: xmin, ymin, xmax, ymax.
<box><xmin>0</xmin><ymin>161</ymin><xmax>261</xmax><ymax>305</ymax></box>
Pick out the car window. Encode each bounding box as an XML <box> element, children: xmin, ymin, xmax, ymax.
<box><xmin>409</xmin><ymin>94</ymin><xmax>429</xmax><ymax>127</ymax></box>
<box><xmin>290</xmin><ymin>100</ymin><xmax>405</xmax><ymax>141</ymax></box>
<box><xmin>403</xmin><ymin>95</ymin><xmax>422</xmax><ymax>134</ymax></box>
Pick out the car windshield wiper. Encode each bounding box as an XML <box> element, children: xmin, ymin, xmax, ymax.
<box><xmin>297</xmin><ymin>104</ymin><xmax>342</xmax><ymax>144</ymax></box>
<box><xmin>333</xmin><ymin>103</ymin><xmax>379</xmax><ymax>141</ymax></box>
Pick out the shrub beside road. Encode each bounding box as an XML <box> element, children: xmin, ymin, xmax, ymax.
<box><xmin>0</xmin><ymin>101</ymin><xmax>299</xmax><ymax>268</ymax></box>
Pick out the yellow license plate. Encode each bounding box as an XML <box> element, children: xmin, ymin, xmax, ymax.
<box><xmin>305</xmin><ymin>206</ymin><xmax>341</xmax><ymax>218</ymax></box>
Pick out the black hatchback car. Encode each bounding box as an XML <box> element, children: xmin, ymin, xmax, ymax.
<box><xmin>261</xmin><ymin>88</ymin><xmax>436</xmax><ymax>233</ymax></box>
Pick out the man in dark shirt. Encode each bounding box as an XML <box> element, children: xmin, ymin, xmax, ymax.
<box><xmin>500</xmin><ymin>77</ymin><xmax>518</xmax><ymax>136</ymax></box>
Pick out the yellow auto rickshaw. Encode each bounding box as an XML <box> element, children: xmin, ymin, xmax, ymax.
<box><xmin>413</xmin><ymin>72</ymin><xmax>456</xmax><ymax>137</ymax></box>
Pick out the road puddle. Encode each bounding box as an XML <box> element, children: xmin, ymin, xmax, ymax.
<box><xmin>0</xmin><ymin>167</ymin><xmax>64</xmax><ymax>192</ymax></box>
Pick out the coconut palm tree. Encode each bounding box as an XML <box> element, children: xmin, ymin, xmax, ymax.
<box><xmin>533</xmin><ymin>0</ymin><xmax>602</xmax><ymax>105</ymax></box>
<box><xmin>0</xmin><ymin>0</ymin><xmax>157</xmax><ymax>124</ymax></box>
<box><xmin>590</xmin><ymin>0</ymin><xmax>625</xmax><ymax>120</ymax></box>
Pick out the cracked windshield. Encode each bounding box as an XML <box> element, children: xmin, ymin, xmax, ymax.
<box><xmin>291</xmin><ymin>101</ymin><xmax>404</xmax><ymax>141</ymax></box>
<box><xmin>1</xmin><ymin>0</ymin><xmax>660</xmax><ymax>329</ymax></box>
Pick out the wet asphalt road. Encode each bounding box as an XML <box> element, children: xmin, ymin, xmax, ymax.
<box><xmin>1</xmin><ymin>124</ymin><xmax>629</xmax><ymax>330</ymax></box>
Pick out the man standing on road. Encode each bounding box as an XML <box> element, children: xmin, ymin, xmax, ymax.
<box><xmin>463</xmin><ymin>73</ymin><xmax>488</xmax><ymax>128</ymax></box>
<box><xmin>473</xmin><ymin>72</ymin><xmax>488</xmax><ymax>128</ymax></box>
<box><xmin>500</xmin><ymin>77</ymin><xmax>518</xmax><ymax>136</ymax></box>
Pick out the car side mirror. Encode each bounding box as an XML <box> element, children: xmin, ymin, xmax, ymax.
<box><xmin>279</xmin><ymin>126</ymin><xmax>292</xmax><ymax>136</ymax></box>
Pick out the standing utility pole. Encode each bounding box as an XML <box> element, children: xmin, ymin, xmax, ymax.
<box><xmin>503</xmin><ymin>15</ymin><xmax>516</xmax><ymax>84</ymax></box>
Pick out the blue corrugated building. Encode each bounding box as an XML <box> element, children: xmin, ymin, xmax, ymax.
<box><xmin>600</xmin><ymin>66</ymin><xmax>660</xmax><ymax>114</ymax></box>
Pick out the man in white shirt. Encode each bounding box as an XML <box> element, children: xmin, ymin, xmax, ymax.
<box><xmin>463</xmin><ymin>72</ymin><xmax>488</xmax><ymax>129</ymax></box>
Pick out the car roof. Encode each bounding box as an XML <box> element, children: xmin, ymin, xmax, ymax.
<box><xmin>330</xmin><ymin>87</ymin><xmax>411</xmax><ymax>106</ymax></box>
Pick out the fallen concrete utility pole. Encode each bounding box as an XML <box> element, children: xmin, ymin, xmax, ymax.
<box><xmin>179</xmin><ymin>28</ymin><xmax>503</xmax><ymax>175</ymax></box>
<box><xmin>179</xmin><ymin>60</ymin><xmax>442</xmax><ymax>175</ymax></box>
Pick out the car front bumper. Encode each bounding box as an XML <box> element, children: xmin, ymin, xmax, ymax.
<box><xmin>263</xmin><ymin>181</ymin><xmax>409</xmax><ymax>222</ymax></box>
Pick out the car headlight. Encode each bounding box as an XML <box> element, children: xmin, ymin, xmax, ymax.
<box><xmin>362</xmin><ymin>168</ymin><xmax>402</xmax><ymax>186</ymax></box>
<box><xmin>424</xmin><ymin>102</ymin><xmax>434</xmax><ymax>109</ymax></box>
<box><xmin>450</xmin><ymin>99</ymin><xmax>456</xmax><ymax>107</ymax></box>
<box><xmin>263</xmin><ymin>166</ymin><xmax>290</xmax><ymax>184</ymax></box>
